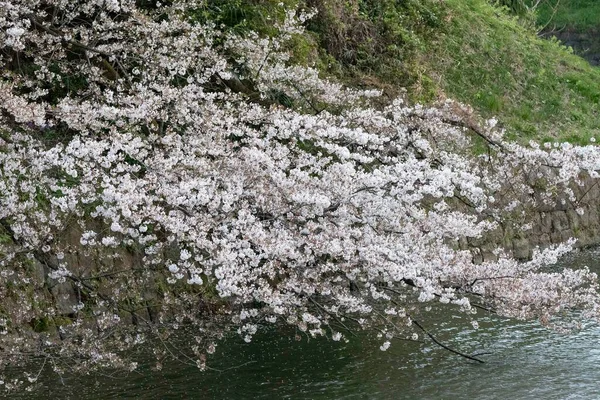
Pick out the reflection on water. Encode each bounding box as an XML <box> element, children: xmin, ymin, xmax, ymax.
<box><xmin>9</xmin><ymin>248</ymin><xmax>600</xmax><ymax>399</ymax></box>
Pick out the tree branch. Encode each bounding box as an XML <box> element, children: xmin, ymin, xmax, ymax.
<box><xmin>411</xmin><ymin>318</ymin><xmax>485</xmax><ymax>363</ymax></box>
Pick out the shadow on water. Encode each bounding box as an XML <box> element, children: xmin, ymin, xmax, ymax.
<box><xmin>543</xmin><ymin>28</ymin><xmax>600</xmax><ymax>66</ymax></box>
<box><xmin>8</xmin><ymin>247</ymin><xmax>600</xmax><ymax>399</ymax></box>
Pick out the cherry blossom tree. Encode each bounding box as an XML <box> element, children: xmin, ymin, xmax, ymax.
<box><xmin>0</xmin><ymin>0</ymin><xmax>599</xmax><ymax>387</ymax></box>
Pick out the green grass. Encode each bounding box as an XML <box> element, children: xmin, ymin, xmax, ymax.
<box><xmin>184</xmin><ymin>0</ymin><xmax>600</xmax><ymax>144</ymax></box>
<box><xmin>304</xmin><ymin>0</ymin><xmax>600</xmax><ymax>143</ymax></box>
<box><xmin>306</xmin><ymin>0</ymin><xmax>600</xmax><ymax>143</ymax></box>
<box><xmin>424</xmin><ymin>0</ymin><xmax>600</xmax><ymax>143</ymax></box>
<box><xmin>533</xmin><ymin>0</ymin><xmax>600</xmax><ymax>30</ymax></box>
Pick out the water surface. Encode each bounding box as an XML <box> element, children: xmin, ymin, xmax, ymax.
<box><xmin>10</xmin><ymin>248</ymin><xmax>600</xmax><ymax>399</ymax></box>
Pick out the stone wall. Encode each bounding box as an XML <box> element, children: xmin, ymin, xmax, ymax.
<box><xmin>465</xmin><ymin>175</ymin><xmax>600</xmax><ymax>262</ymax></box>
<box><xmin>6</xmin><ymin>175</ymin><xmax>600</xmax><ymax>323</ymax></box>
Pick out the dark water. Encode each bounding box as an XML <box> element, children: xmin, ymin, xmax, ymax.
<box><xmin>9</xmin><ymin>248</ymin><xmax>600</xmax><ymax>399</ymax></box>
<box><xmin>548</xmin><ymin>28</ymin><xmax>600</xmax><ymax>66</ymax></box>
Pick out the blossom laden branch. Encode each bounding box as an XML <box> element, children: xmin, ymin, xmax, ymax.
<box><xmin>0</xmin><ymin>0</ymin><xmax>599</xmax><ymax>384</ymax></box>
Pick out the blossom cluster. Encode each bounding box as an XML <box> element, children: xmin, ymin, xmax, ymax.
<box><xmin>0</xmin><ymin>0</ymin><xmax>599</xmax><ymax>378</ymax></box>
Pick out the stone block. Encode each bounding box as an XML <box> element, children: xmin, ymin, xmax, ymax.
<box><xmin>30</xmin><ymin>260</ymin><xmax>46</xmax><ymax>286</ymax></box>
<box><xmin>481</xmin><ymin>250</ymin><xmax>498</xmax><ymax>263</ymax></box>
<box><xmin>566</xmin><ymin>209</ymin><xmax>580</xmax><ymax>231</ymax></box>
<box><xmin>560</xmin><ymin>229</ymin><xmax>575</xmax><ymax>242</ymax></box>
<box><xmin>471</xmin><ymin>249</ymin><xmax>483</xmax><ymax>265</ymax></box>
<box><xmin>539</xmin><ymin>213</ymin><xmax>553</xmax><ymax>234</ymax></box>
<box><xmin>51</xmin><ymin>282</ymin><xmax>78</xmax><ymax>315</ymax></box>
<box><xmin>550</xmin><ymin>231</ymin><xmax>562</xmax><ymax>244</ymax></box>
<box><xmin>512</xmin><ymin>238</ymin><xmax>531</xmax><ymax>260</ymax></box>
<box><xmin>588</xmin><ymin>209</ymin><xmax>600</xmax><ymax>226</ymax></box>
<box><xmin>531</xmin><ymin>213</ymin><xmax>544</xmax><ymax>235</ymax></box>
<box><xmin>580</xmin><ymin>207</ymin><xmax>592</xmax><ymax>227</ymax></box>
<box><xmin>551</xmin><ymin>211</ymin><xmax>569</xmax><ymax>232</ymax></box>
<box><xmin>575</xmin><ymin>233</ymin><xmax>595</xmax><ymax>248</ymax></box>
<box><xmin>479</xmin><ymin>243</ymin><xmax>499</xmax><ymax>263</ymax></box>
<box><xmin>538</xmin><ymin>234</ymin><xmax>551</xmax><ymax>247</ymax></box>
<box><xmin>484</xmin><ymin>227</ymin><xmax>504</xmax><ymax>246</ymax></box>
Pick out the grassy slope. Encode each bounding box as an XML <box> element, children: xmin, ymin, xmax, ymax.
<box><xmin>534</xmin><ymin>0</ymin><xmax>600</xmax><ymax>30</ymax></box>
<box><xmin>424</xmin><ymin>0</ymin><xmax>600</xmax><ymax>143</ymax></box>
<box><xmin>194</xmin><ymin>0</ymin><xmax>600</xmax><ymax>144</ymax></box>
<box><xmin>313</xmin><ymin>0</ymin><xmax>600</xmax><ymax>143</ymax></box>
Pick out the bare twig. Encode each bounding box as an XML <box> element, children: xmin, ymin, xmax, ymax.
<box><xmin>411</xmin><ymin>318</ymin><xmax>485</xmax><ymax>363</ymax></box>
<box><xmin>308</xmin><ymin>297</ymin><xmax>358</xmax><ymax>337</ymax></box>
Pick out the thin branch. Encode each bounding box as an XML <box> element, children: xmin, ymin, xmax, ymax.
<box><xmin>577</xmin><ymin>180</ymin><xmax>599</xmax><ymax>204</ymax></box>
<box><xmin>208</xmin><ymin>360</ymin><xmax>257</xmax><ymax>373</ymax></box>
<box><xmin>536</xmin><ymin>0</ymin><xmax>562</xmax><ymax>34</ymax></box>
<box><xmin>308</xmin><ymin>297</ymin><xmax>358</xmax><ymax>337</ymax></box>
<box><xmin>29</xmin><ymin>16</ymin><xmax>132</xmax><ymax>84</ymax></box>
<box><xmin>411</xmin><ymin>318</ymin><xmax>485</xmax><ymax>363</ymax></box>
<box><xmin>29</xmin><ymin>17</ymin><xmax>111</xmax><ymax>56</ymax></box>
<box><xmin>290</xmin><ymin>82</ymin><xmax>325</xmax><ymax>115</ymax></box>
<box><xmin>381</xmin><ymin>283</ymin><xmax>496</xmax><ymax>313</ymax></box>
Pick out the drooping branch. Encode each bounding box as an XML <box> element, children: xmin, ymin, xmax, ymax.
<box><xmin>308</xmin><ymin>296</ymin><xmax>358</xmax><ymax>337</ymax></box>
<box><xmin>411</xmin><ymin>318</ymin><xmax>485</xmax><ymax>363</ymax></box>
<box><xmin>28</xmin><ymin>16</ymin><xmax>132</xmax><ymax>84</ymax></box>
<box><xmin>382</xmin><ymin>282</ymin><xmax>497</xmax><ymax>314</ymax></box>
